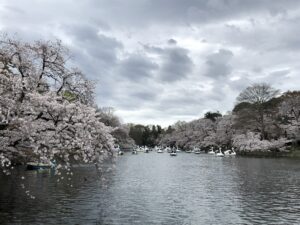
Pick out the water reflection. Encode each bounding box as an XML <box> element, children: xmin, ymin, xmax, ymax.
<box><xmin>0</xmin><ymin>154</ymin><xmax>300</xmax><ymax>224</ymax></box>
<box><xmin>234</xmin><ymin>158</ymin><xmax>300</xmax><ymax>224</ymax></box>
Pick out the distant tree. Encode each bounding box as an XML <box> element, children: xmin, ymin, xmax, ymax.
<box><xmin>278</xmin><ymin>91</ymin><xmax>300</xmax><ymax>142</ymax></box>
<box><xmin>151</xmin><ymin>125</ymin><xmax>158</xmax><ymax>139</ymax></box>
<box><xmin>157</xmin><ymin>125</ymin><xmax>162</xmax><ymax>134</ymax></box>
<box><xmin>142</xmin><ymin>126</ymin><xmax>151</xmax><ymax>146</ymax></box>
<box><xmin>96</xmin><ymin>107</ymin><xmax>121</xmax><ymax>128</ymax></box>
<box><xmin>128</xmin><ymin>124</ymin><xmax>162</xmax><ymax>147</ymax></box>
<box><xmin>279</xmin><ymin>91</ymin><xmax>300</xmax><ymax>123</ymax></box>
<box><xmin>215</xmin><ymin>115</ymin><xmax>234</xmax><ymax>147</ymax></box>
<box><xmin>204</xmin><ymin>111</ymin><xmax>222</xmax><ymax>122</ymax></box>
<box><xmin>111</xmin><ymin>125</ymin><xmax>135</xmax><ymax>149</ymax></box>
<box><xmin>173</xmin><ymin>121</ymin><xmax>187</xmax><ymax>131</ymax></box>
<box><xmin>166</xmin><ymin>125</ymin><xmax>175</xmax><ymax>134</ymax></box>
<box><xmin>234</xmin><ymin>83</ymin><xmax>280</xmax><ymax>140</ymax></box>
<box><xmin>129</xmin><ymin>125</ymin><xmax>145</xmax><ymax>146</ymax></box>
<box><xmin>237</xmin><ymin>83</ymin><xmax>279</xmax><ymax>104</ymax></box>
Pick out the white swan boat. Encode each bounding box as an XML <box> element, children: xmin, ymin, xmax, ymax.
<box><xmin>207</xmin><ymin>147</ymin><xmax>215</xmax><ymax>155</ymax></box>
<box><xmin>165</xmin><ymin>147</ymin><xmax>172</xmax><ymax>153</ymax></box>
<box><xmin>215</xmin><ymin>147</ymin><xmax>224</xmax><ymax>157</ymax></box>
<box><xmin>224</xmin><ymin>147</ymin><xmax>236</xmax><ymax>156</ymax></box>
<box><xmin>170</xmin><ymin>151</ymin><xmax>177</xmax><ymax>156</ymax></box>
<box><xmin>193</xmin><ymin>147</ymin><xmax>201</xmax><ymax>154</ymax></box>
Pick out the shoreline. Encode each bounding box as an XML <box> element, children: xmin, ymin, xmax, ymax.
<box><xmin>237</xmin><ymin>148</ymin><xmax>300</xmax><ymax>158</ymax></box>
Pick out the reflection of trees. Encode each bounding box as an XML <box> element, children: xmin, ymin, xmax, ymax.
<box><xmin>234</xmin><ymin>158</ymin><xmax>300</xmax><ymax>224</ymax></box>
<box><xmin>0</xmin><ymin>162</ymin><xmax>116</xmax><ymax>224</ymax></box>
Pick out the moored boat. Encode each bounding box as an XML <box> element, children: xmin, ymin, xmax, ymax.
<box><xmin>215</xmin><ymin>147</ymin><xmax>224</xmax><ymax>157</ymax></box>
<box><xmin>224</xmin><ymin>147</ymin><xmax>236</xmax><ymax>156</ymax></box>
<box><xmin>170</xmin><ymin>150</ymin><xmax>177</xmax><ymax>156</ymax></box>
<box><xmin>193</xmin><ymin>147</ymin><xmax>201</xmax><ymax>154</ymax></box>
<box><xmin>165</xmin><ymin>147</ymin><xmax>172</xmax><ymax>153</ymax></box>
<box><xmin>132</xmin><ymin>150</ymin><xmax>138</xmax><ymax>154</ymax></box>
<box><xmin>208</xmin><ymin>147</ymin><xmax>215</xmax><ymax>155</ymax></box>
<box><xmin>136</xmin><ymin>147</ymin><xmax>144</xmax><ymax>152</ymax></box>
<box><xmin>26</xmin><ymin>161</ymin><xmax>55</xmax><ymax>170</ymax></box>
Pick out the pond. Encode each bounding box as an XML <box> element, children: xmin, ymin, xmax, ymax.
<box><xmin>0</xmin><ymin>152</ymin><xmax>300</xmax><ymax>224</ymax></box>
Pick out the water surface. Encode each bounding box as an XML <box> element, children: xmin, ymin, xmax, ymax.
<box><xmin>0</xmin><ymin>153</ymin><xmax>299</xmax><ymax>224</ymax></box>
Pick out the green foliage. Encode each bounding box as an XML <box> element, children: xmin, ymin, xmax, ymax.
<box><xmin>129</xmin><ymin>125</ymin><xmax>146</xmax><ymax>146</ymax></box>
<box><xmin>129</xmin><ymin>124</ymin><xmax>165</xmax><ymax>146</ymax></box>
<box><xmin>233</xmin><ymin>102</ymin><xmax>253</xmax><ymax>113</ymax></box>
<box><xmin>262</xmin><ymin>96</ymin><xmax>282</xmax><ymax>110</ymax></box>
<box><xmin>233</xmin><ymin>84</ymin><xmax>283</xmax><ymax>140</ymax></box>
<box><xmin>63</xmin><ymin>90</ymin><xmax>77</xmax><ymax>102</ymax></box>
<box><xmin>166</xmin><ymin>125</ymin><xmax>175</xmax><ymax>134</ymax></box>
<box><xmin>157</xmin><ymin>125</ymin><xmax>162</xmax><ymax>134</ymax></box>
<box><xmin>151</xmin><ymin>125</ymin><xmax>158</xmax><ymax>139</ymax></box>
<box><xmin>204</xmin><ymin>111</ymin><xmax>222</xmax><ymax>122</ymax></box>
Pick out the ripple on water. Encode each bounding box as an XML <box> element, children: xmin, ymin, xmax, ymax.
<box><xmin>0</xmin><ymin>154</ymin><xmax>300</xmax><ymax>224</ymax></box>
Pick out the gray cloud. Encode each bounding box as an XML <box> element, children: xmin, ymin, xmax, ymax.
<box><xmin>269</xmin><ymin>69</ymin><xmax>290</xmax><ymax>77</ymax></box>
<box><xmin>75</xmin><ymin>33</ymin><xmax>122</xmax><ymax>66</ymax></box>
<box><xmin>142</xmin><ymin>44</ymin><xmax>165</xmax><ymax>54</ymax></box>
<box><xmin>141</xmin><ymin>43</ymin><xmax>194</xmax><ymax>82</ymax></box>
<box><xmin>130</xmin><ymin>89</ymin><xmax>158</xmax><ymax>102</ymax></box>
<box><xmin>64</xmin><ymin>24</ymin><xmax>100</xmax><ymax>42</ymax></box>
<box><xmin>263</xmin><ymin>69</ymin><xmax>291</xmax><ymax>86</ymax></box>
<box><xmin>160</xmin><ymin>47</ymin><xmax>194</xmax><ymax>82</ymax></box>
<box><xmin>87</xmin><ymin>0</ymin><xmax>300</xmax><ymax>27</ymax></box>
<box><xmin>205</xmin><ymin>49</ymin><xmax>233</xmax><ymax>79</ymax></box>
<box><xmin>229</xmin><ymin>77</ymin><xmax>252</xmax><ymax>91</ymax></box>
<box><xmin>1</xmin><ymin>0</ymin><xmax>300</xmax><ymax>126</ymax></box>
<box><xmin>61</xmin><ymin>24</ymin><xmax>123</xmax><ymax>80</ymax></box>
<box><xmin>118</xmin><ymin>54</ymin><xmax>159</xmax><ymax>81</ymax></box>
<box><xmin>168</xmin><ymin>39</ymin><xmax>177</xmax><ymax>45</ymax></box>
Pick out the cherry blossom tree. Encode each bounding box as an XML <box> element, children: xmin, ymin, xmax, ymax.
<box><xmin>0</xmin><ymin>35</ymin><xmax>114</xmax><ymax>174</ymax></box>
<box><xmin>278</xmin><ymin>91</ymin><xmax>300</xmax><ymax>142</ymax></box>
<box><xmin>215</xmin><ymin>115</ymin><xmax>234</xmax><ymax>147</ymax></box>
<box><xmin>232</xmin><ymin>132</ymin><xmax>288</xmax><ymax>152</ymax></box>
<box><xmin>159</xmin><ymin>118</ymin><xmax>220</xmax><ymax>150</ymax></box>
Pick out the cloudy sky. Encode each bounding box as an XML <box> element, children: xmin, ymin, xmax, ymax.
<box><xmin>1</xmin><ymin>0</ymin><xmax>300</xmax><ymax>126</ymax></box>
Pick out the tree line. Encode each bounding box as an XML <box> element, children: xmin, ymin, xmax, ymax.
<box><xmin>126</xmin><ymin>84</ymin><xmax>300</xmax><ymax>153</ymax></box>
<box><xmin>158</xmin><ymin>84</ymin><xmax>300</xmax><ymax>152</ymax></box>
